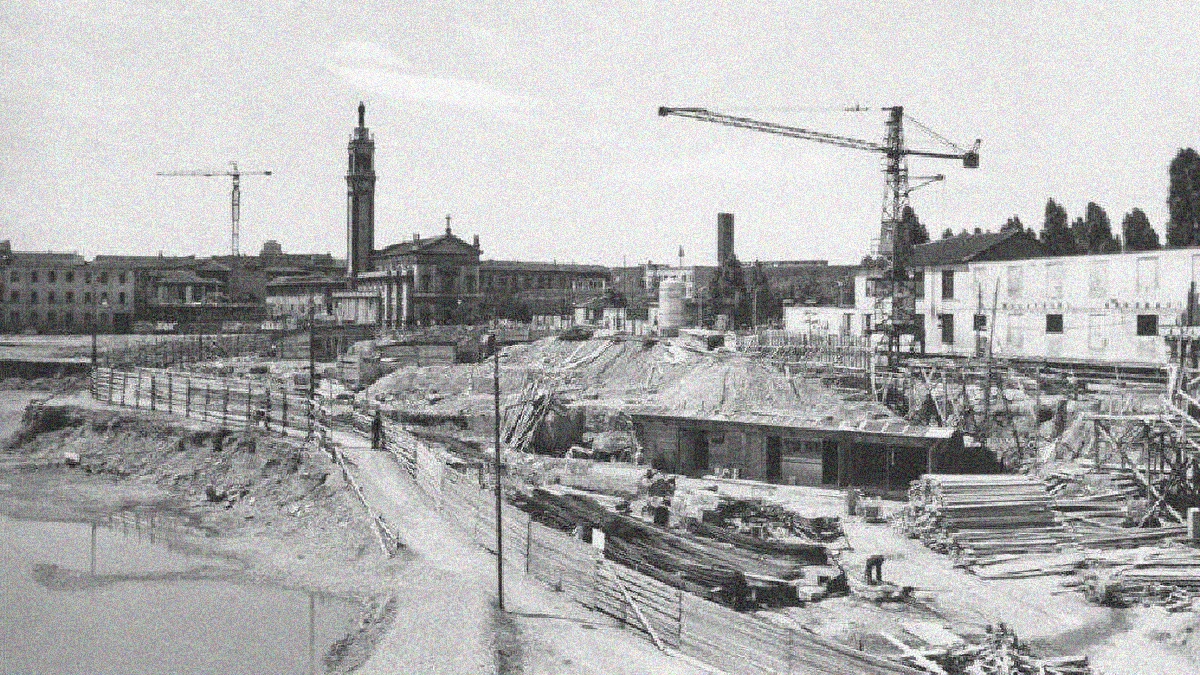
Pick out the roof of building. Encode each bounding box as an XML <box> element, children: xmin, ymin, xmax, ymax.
<box><xmin>910</xmin><ymin>230</ymin><xmax>1044</xmax><ymax>267</ymax></box>
<box><xmin>156</xmin><ymin>270</ymin><xmax>223</xmax><ymax>285</ymax></box>
<box><xmin>93</xmin><ymin>254</ymin><xmax>197</xmax><ymax>269</ymax></box>
<box><xmin>6</xmin><ymin>251</ymin><xmax>87</xmax><ymax>266</ymax></box>
<box><xmin>629</xmin><ymin>407</ymin><xmax>956</xmax><ymax>444</ymax></box>
<box><xmin>267</xmin><ymin>274</ymin><xmax>348</xmax><ymax>288</ymax></box>
<box><xmin>481</xmin><ymin>260</ymin><xmax>608</xmax><ymax>274</ymax></box>
<box><xmin>376</xmin><ymin>231</ymin><xmax>480</xmax><ymax>258</ymax></box>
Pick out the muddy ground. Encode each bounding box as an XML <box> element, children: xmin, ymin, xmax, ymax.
<box><xmin>0</xmin><ymin>390</ymin><xmax>404</xmax><ymax>673</ymax></box>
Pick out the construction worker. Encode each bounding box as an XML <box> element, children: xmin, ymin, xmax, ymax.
<box><xmin>865</xmin><ymin>554</ymin><xmax>886</xmax><ymax>585</ymax></box>
<box><xmin>370</xmin><ymin>409</ymin><xmax>383</xmax><ymax>449</ymax></box>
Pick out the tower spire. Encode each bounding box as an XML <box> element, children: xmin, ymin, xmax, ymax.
<box><xmin>358</xmin><ymin>101</ymin><xmax>365</xmax><ymax>128</ymax></box>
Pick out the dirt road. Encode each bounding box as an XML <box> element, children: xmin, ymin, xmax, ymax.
<box><xmin>337</xmin><ymin>431</ymin><xmax>714</xmax><ymax>675</ymax></box>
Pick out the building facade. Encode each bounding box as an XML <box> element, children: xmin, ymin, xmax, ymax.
<box><xmin>0</xmin><ymin>242</ymin><xmax>135</xmax><ymax>333</ymax></box>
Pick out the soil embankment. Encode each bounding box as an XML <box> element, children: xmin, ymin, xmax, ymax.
<box><xmin>0</xmin><ymin>397</ymin><xmax>402</xmax><ymax>673</ymax></box>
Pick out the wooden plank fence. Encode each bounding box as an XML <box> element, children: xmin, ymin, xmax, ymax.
<box><xmin>92</xmin><ymin>366</ymin><xmax>312</xmax><ymax>434</ymax></box>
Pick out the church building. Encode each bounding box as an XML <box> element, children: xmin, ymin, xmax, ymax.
<box><xmin>335</xmin><ymin>103</ymin><xmax>483</xmax><ymax>326</ymax></box>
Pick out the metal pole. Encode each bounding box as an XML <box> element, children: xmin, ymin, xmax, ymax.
<box><xmin>493</xmin><ymin>332</ymin><xmax>504</xmax><ymax>611</ymax></box>
<box><xmin>309</xmin><ymin>306</ymin><xmax>316</xmax><ymax>436</ymax></box>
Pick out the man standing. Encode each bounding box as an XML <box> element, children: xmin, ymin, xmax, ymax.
<box><xmin>371</xmin><ymin>409</ymin><xmax>383</xmax><ymax>450</ymax></box>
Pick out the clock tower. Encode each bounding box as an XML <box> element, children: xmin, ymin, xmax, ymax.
<box><xmin>347</xmin><ymin>102</ymin><xmax>376</xmax><ymax>278</ymax></box>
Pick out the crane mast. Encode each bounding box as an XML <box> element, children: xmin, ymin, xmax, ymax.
<box><xmin>157</xmin><ymin>161</ymin><xmax>273</xmax><ymax>256</ymax></box>
<box><xmin>658</xmin><ymin>105</ymin><xmax>979</xmax><ymax>355</ymax></box>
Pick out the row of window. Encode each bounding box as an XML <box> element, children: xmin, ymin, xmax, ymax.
<box><xmin>937</xmin><ymin>312</ymin><xmax>1159</xmax><ymax>345</ymax></box>
<box><xmin>930</xmin><ymin>259</ymin><xmax>1163</xmax><ymax>303</ymax></box>
<box><xmin>7</xmin><ymin>270</ymin><xmax>128</xmax><ymax>284</ymax></box>
<box><xmin>4</xmin><ymin>290</ymin><xmax>125</xmax><ymax>305</ymax></box>
<box><xmin>2</xmin><ymin>310</ymin><xmax>111</xmax><ymax>328</ymax></box>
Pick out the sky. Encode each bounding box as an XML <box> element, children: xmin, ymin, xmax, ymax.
<box><xmin>2</xmin><ymin>1</ymin><xmax>1199</xmax><ymax>266</ymax></box>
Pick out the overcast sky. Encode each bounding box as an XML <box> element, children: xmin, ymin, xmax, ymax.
<box><xmin>3</xmin><ymin>2</ymin><xmax>1199</xmax><ymax>266</ymax></box>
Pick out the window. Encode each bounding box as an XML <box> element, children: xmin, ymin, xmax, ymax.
<box><xmin>46</xmin><ymin>310</ymin><xmax>55</xmax><ymax>325</ymax></box>
<box><xmin>1137</xmin><ymin>314</ymin><xmax>1159</xmax><ymax>336</ymax></box>
<box><xmin>939</xmin><ymin>313</ymin><xmax>954</xmax><ymax>344</ymax></box>
<box><xmin>8</xmin><ymin>270</ymin><xmax>16</xmax><ymax>282</ymax></box>
<box><xmin>9</xmin><ymin>291</ymin><xmax>17</xmax><ymax>303</ymax></box>
<box><xmin>83</xmin><ymin>292</ymin><xmax>92</xmax><ymax>305</ymax></box>
<box><xmin>99</xmin><ymin>272</ymin><xmax>108</xmax><ymax>284</ymax></box>
<box><xmin>119</xmin><ymin>272</ymin><xmax>127</xmax><ymax>284</ymax></box>
<box><xmin>29</xmin><ymin>291</ymin><xmax>37</xmax><ymax>304</ymax></box>
<box><xmin>65</xmin><ymin>271</ymin><xmax>73</xmax><ymax>283</ymax></box>
<box><xmin>1006</xmin><ymin>265</ymin><xmax>1023</xmax><ymax>298</ymax></box>
<box><xmin>47</xmin><ymin>270</ymin><xmax>56</xmax><ymax>283</ymax></box>
<box><xmin>1136</xmin><ymin>257</ymin><xmax>1159</xmax><ymax>297</ymax></box>
<box><xmin>863</xmin><ymin>313</ymin><xmax>872</xmax><ymax>333</ymax></box>
<box><xmin>1007</xmin><ymin>314</ymin><xmax>1024</xmax><ymax>350</ymax></box>
<box><xmin>119</xmin><ymin>291</ymin><xmax>126</xmax><ymax>305</ymax></box>
<box><xmin>99</xmin><ymin>292</ymin><xmax>108</xmax><ymax>305</ymax></box>
<box><xmin>1046</xmin><ymin>314</ymin><xmax>1064</xmax><ymax>334</ymax></box>
<box><xmin>913</xmin><ymin>270</ymin><xmax>925</xmax><ymax>299</ymax></box>
<box><xmin>1088</xmin><ymin>262</ymin><xmax>1108</xmax><ymax>298</ymax></box>
<box><xmin>30</xmin><ymin>271</ymin><xmax>38</xmax><ymax>283</ymax></box>
<box><xmin>46</xmin><ymin>291</ymin><xmax>55</xmax><ymax>304</ymax></box>
<box><xmin>1088</xmin><ymin>314</ymin><xmax>1107</xmax><ymax>352</ymax></box>
<box><xmin>1045</xmin><ymin>263</ymin><xmax>1063</xmax><ymax>300</ymax></box>
<box><xmin>84</xmin><ymin>272</ymin><xmax>91</xmax><ymax>284</ymax></box>
<box><xmin>842</xmin><ymin>313</ymin><xmax>852</xmax><ymax>335</ymax></box>
<box><xmin>973</xmin><ymin>314</ymin><xmax>987</xmax><ymax>331</ymax></box>
<box><xmin>941</xmin><ymin>270</ymin><xmax>955</xmax><ymax>300</ymax></box>
<box><xmin>65</xmin><ymin>291</ymin><xmax>74</xmax><ymax>304</ymax></box>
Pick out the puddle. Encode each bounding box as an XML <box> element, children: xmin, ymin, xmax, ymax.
<box><xmin>0</xmin><ymin>512</ymin><xmax>360</xmax><ymax>674</ymax></box>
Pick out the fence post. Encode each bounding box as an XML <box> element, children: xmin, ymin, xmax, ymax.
<box><xmin>108</xmin><ymin>368</ymin><xmax>115</xmax><ymax>404</ymax></box>
<box><xmin>281</xmin><ymin>386</ymin><xmax>288</xmax><ymax>432</ymax></box>
<box><xmin>120</xmin><ymin>371</ymin><xmax>127</xmax><ymax>407</ymax></box>
<box><xmin>525</xmin><ymin>516</ymin><xmax>532</xmax><ymax>575</ymax></box>
<box><xmin>222</xmin><ymin>381</ymin><xmax>230</xmax><ymax>427</ymax></box>
<box><xmin>245</xmin><ymin>380</ymin><xmax>252</xmax><ymax>430</ymax></box>
<box><xmin>185</xmin><ymin>378</ymin><xmax>191</xmax><ymax>418</ymax></box>
<box><xmin>134</xmin><ymin>369</ymin><xmax>143</xmax><ymax>409</ymax></box>
<box><xmin>203</xmin><ymin>380</ymin><xmax>211</xmax><ymax>422</ymax></box>
<box><xmin>149</xmin><ymin>373</ymin><xmax>156</xmax><ymax>411</ymax></box>
<box><xmin>167</xmin><ymin>372</ymin><xmax>173</xmax><ymax>414</ymax></box>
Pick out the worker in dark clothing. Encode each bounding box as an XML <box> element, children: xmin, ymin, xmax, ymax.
<box><xmin>370</xmin><ymin>410</ymin><xmax>383</xmax><ymax>450</ymax></box>
<box><xmin>865</xmin><ymin>554</ymin><xmax>886</xmax><ymax>585</ymax></box>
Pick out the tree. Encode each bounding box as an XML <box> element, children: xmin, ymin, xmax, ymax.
<box><xmin>941</xmin><ymin>227</ymin><xmax>954</xmax><ymax>240</ymax></box>
<box><xmin>1122</xmin><ymin>208</ymin><xmax>1161</xmax><ymax>251</ymax></box>
<box><xmin>1167</xmin><ymin>148</ymin><xmax>1200</xmax><ymax>247</ymax></box>
<box><xmin>1080</xmin><ymin>202</ymin><xmax>1120</xmax><ymax>254</ymax></box>
<box><xmin>1039</xmin><ymin>198</ymin><xmax>1074</xmax><ymax>256</ymax></box>
<box><xmin>902</xmin><ymin>205</ymin><xmax>929</xmax><ymax>246</ymax></box>
<box><xmin>1001</xmin><ymin>215</ymin><xmax>1024</xmax><ymax>233</ymax></box>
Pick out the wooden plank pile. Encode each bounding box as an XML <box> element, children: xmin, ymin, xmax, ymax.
<box><xmin>902</xmin><ymin>474</ymin><xmax>1072</xmax><ymax>562</ymax></box>
<box><xmin>513</xmin><ymin>487</ymin><xmax>844</xmax><ymax>609</ymax></box>
<box><xmin>941</xmin><ymin>624</ymin><xmax>1092</xmax><ymax>675</ymax></box>
<box><xmin>1080</xmin><ymin>545</ymin><xmax>1200</xmax><ymax>610</ymax></box>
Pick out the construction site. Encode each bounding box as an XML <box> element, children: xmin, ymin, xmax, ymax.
<box><xmin>10</xmin><ymin>6</ymin><xmax>1200</xmax><ymax>673</ymax></box>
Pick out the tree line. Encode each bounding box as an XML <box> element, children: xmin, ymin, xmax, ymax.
<box><xmin>918</xmin><ymin>148</ymin><xmax>1200</xmax><ymax>256</ymax></box>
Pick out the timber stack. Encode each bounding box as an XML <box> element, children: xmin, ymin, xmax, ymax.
<box><xmin>511</xmin><ymin>487</ymin><xmax>847</xmax><ymax>609</ymax></box>
<box><xmin>902</xmin><ymin>474</ymin><xmax>1070</xmax><ymax>563</ymax></box>
<box><xmin>1081</xmin><ymin>545</ymin><xmax>1200</xmax><ymax>610</ymax></box>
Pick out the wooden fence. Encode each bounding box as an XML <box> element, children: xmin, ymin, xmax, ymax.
<box><xmin>379</xmin><ymin>422</ymin><xmax>919</xmax><ymax>675</ymax></box>
<box><xmin>91</xmin><ymin>366</ymin><xmax>313</xmax><ymax>434</ymax></box>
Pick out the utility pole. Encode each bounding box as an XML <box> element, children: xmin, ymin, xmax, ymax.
<box><xmin>492</xmin><ymin>332</ymin><xmax>504</xmax><ymax>610</ymax></box>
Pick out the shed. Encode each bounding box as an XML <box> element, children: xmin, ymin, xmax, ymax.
<box><xmin>630</xmin><ymin>408</ymin><xmax>989</xmax><ymax>493</ymax></box>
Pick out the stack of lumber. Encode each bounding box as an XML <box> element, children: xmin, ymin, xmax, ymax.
<box><xmin>903</xmin><ymin>474</ymin><xmax>1072</xmax><ymax>561</ymax></box>
<box><xmin>514</xmin><ymin>487</ymin><xmax>844</xmax><ymax>609</ymax></box>
<box><xmin>1081</xmin><ymin>545</ymin><xmax>1200</xmax><ymax>609</ymax></box>
<box><xmin>945</xmin><ymin>624</ymin><xmax>1093</xmax><ymax>675</ymax></box>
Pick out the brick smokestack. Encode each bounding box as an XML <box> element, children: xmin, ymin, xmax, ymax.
<box><xmin>717</xmin><ymin>213</ymin><xmax>734</xmax><ymax>266</ymax></box>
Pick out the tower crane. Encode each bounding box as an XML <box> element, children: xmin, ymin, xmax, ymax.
<box><xmin>157</xmin><ymin>161</ymin><xmax>273</xmax><ymax>256</ymax></box>
<box><xmin>658</xmin><ymin>106</ymin><xmax>979</xmax><ymax>354</ymax></box>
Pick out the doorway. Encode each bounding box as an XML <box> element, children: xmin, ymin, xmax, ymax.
<box><xmin>765</xmin><ymin>436</ymin><xmax>782</xmax><ymax>482</ymax></box>
<box><xmin>680</xmin><ymin>428</ymin><xmax>709</xmax><ymax>477</ymax></box>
